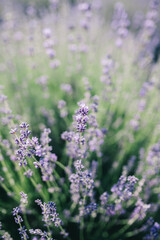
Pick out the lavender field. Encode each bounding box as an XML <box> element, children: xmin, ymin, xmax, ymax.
<box><xmin>1</xmin><ymin>0</ymin><xmax>160</xmax><ymax>239</ymax></box>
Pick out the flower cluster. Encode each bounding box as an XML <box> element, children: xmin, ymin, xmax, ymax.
<box><xmin>129</xmin><ymin>198</ymin><xmax>150</xmax><ymax>224</ymax></box>
<box><xmin>58</xmin><ymin>100</ymin><xmax>68</xmax><ymax>118</ymax></box>
<box><xmin>35</xmin><ymin>200</ymin><xmax>62</xmax><ymax>227</ymax></box>
<box><xmin>10</xmin><ymin>124</ymin><xmax>57</xmax><ymax>181</ymax></box>
<box><xmin>143</xmin><ymin>218</ymin><xmax>160</xmax><ymax>240</ymax></box>
<box><xmin>61</xmin><ymin>103</ymin><xmax>89</xmax><ymax>160</ymax></box>
<box><xmin>111</xmin><ymin>175</ymin><xmax>138</xmax><ymax>201</ymax></box>
<box><xmin>0</xmin><ymin>90</ymin><xmax>14</xmax><ymax>126</ymax></box>
<box><xmin>12</xmin><ymin>207</ymin><xmax>28</xmax><ymax>240</ymax></box>
<box><xmin>36</xmin><ymin>128</ymin><xmax>57</xmax><ymax>181</ymax></box>
<box><xmin>0</xmin><ymin>222</ymin><xmax>13</xmax><ymax>240</ymax></box>
<box><xmin>75</xmin><ymin>103</ymin><xmax>89</xmax><ymax>133</ymax></box>
<box><xmin>112</xmin><ymin>2</ymin><xmax>130</xmax><ymax>47</ymax></box>
<box><xmin>69</xmin><ymin>160</ymin><xmax>95</xmax><ymax>205</ymax></box>
<box><xmin>10</xmin><ymin>123</ymin><xmax>32</xmax><ymax>167</ymax></box>
<box><xmin>20</xmin><ymin>192</ymin><xmax>28</xmax><ymax>212</ymax></box>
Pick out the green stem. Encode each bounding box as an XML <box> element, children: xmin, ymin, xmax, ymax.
<box><xmin>23</xmin><ymin>212</ymin><xmax>30</xmax><ymax>230</ymax></box>
<box><xmin>80</xmin><ymin>194</ymin><xmax>87</xmax><ymax>240</ymax></box>
<box><xmin>54</xmin><ymin>160</ymin><xmax>66</xmax><ymax>172</ymax></box>
<box><xmin>23</xmin><ymin>166</ymin><xmax>47</xmax><ymax>201</ymax></box>
<box><xmin>110</xmin><ymin>224</ymin><xmax>131</xmax><ymax>240</ymax></box>
<box><xmin>0</xmin><ymin>182</ymin><xmax>17</xmax><ymax>200</ymax></box>
<box><xmin>125</xmin><ymin>228</ymin><xmax>142</xmax><ymax>238</ymax></box>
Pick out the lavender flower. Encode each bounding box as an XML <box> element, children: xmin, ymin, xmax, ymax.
<box><xmin>43</xmin><ymin>28</ymin><xmax>52</xmax><ymax>38</ymax></box>
<box><xmin>29</xmin><ymin>229</ymin><xmax>51</xmax><ymax>239</ymax></box>
<box><xmin>0</xmin><ymin>93</ymin><xmax>14</xmax><ymax>125</ymax></box>
<box><xmin>60</xmin><ymin>84</ymin><xmax>73</xmax><ymax>94</ymax></box>
<box><xmin>10</xmin><ymin>123</ymin><xmax>32</xmax><ymax>167</ymax></box>
<box><xmin>129</xmin><ymin>198</ymin><xmax>150</xmax><ymax>224</ymax></box>
<box><xmin>20</xmin><ymin>192</ymin><xmax>28</xmax><ymax>212</ymax></box>
<box><xmin>12</xmin><ymin>206</ymin><xmax>28</xmax><ymax>240</ymax></box>
<box><xmin>83</xmin><ymin>202</ymin><xmax>98</xmax><ymax>216</ymax></box>
<box><xmin>69</xmin><ymin>159</ymin><xmax>95</xmax><ymax>209</ymax></box>
<box><xmin>58</xmin><ymin>100</ymin><xmax>68</xmax><ymax>118</ymax></box>
<box><xmin>75</xmin><ymin>103</ymin><xmax>89</xmax><ymax>133</ymax></box>
<box><xmin>111</xmin><ymin>175</ymin><xmax>138</xmax><ymax>201</ymax></box>
<box><xmin>0</xmin><ymin>222</ymin><xmax>13</xmax><ymax>240</ymax></box>
<box><xmin>24</xmin><ymin>169</ymin><xmax>33</xmax><ymax>178</ymax></box>
<box><xmin>11</xmin><ymin>124</ymin><xmax>57</xmax><ymax>182</ymax></box>
<box><xmin>100</xmin><ymin>192</ymin><xmax>109</xmax><ymax>206</ymax></box>
<box><xmin>143</xmin><ymin>219</ymin><xmax>160</xmax><ymax>240</ymax></box>
<box><xmin>61</xmin><ymin>103</ymin><xmax>89</xmax><ymax>159</ymax></box>
<box><xmin>111</xmin><ymin>3</ymin><xmax>130</xmax><ymax>47</ymax></box>
<box><xmin>35</xmin><ymin>200</ymin><xmax>61</xmax><ymax>227</ymax></box>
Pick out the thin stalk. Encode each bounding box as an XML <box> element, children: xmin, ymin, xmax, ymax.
<box><xmin>23</xmin><ymin>213</ymin><xmax>31</xmax><ymax>230</ymax></box>
<box><xmin>80</xmin><ymin>194</ymin><xmax>87</xmax><ymax>240</ymax></box>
